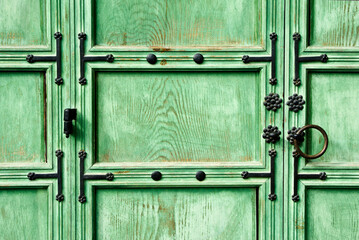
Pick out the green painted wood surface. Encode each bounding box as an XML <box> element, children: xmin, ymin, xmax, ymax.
<box><xmin>93</xmin><ymin>0</ymin><xmax>264</xmax><ymax>49</ymax></box>
<box><xmin>0</xmin><ymin>0</ymin><xmax>49</xmax><ymax>49</ymax></box>
<box><xmin>0</xmin><ymin>188</ymin><xmax>48</xmax><ymax>240</ymax></box>
<box><xmin>95</xmin><ymin>188</ymin><xmax>257</xmax><ymax>240</ymax></box>
<box><xmin>309</xmin><ymin>0</ymin><xmax>359</xmax><ymax>48</ymax></box>
<box><xmin>0</xmin><ymin>71</ymin><xmax>46</xmax><ymax>163</ymax></box>
<box><xmin>306</xmin><ymin>189</ymin><xmax>359</xmax><ymax>239</ymax></box>
<box><xmin>95</xmin><ymin>71</ymin><xmax>262</xmax><ymax>163</ymax></box>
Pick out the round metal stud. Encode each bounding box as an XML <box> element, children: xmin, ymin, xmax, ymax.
<box><xmin>193</xmin><ymin>53</ymin><xmax>204</xmax><ymax>64</ymax></box>
<box><xmin>146</xmin><ymin>54</ymin><xmax>157</xmax><ymax>64</ymax></box>
<box><xmin>196</xmin><ymin>171</ymin><xmax>206</xmax><ymax>181</ymax></box>
<box><xmin>151</xmin><ymin>171</ymin><xmax>162</xmax><ymax>181</ymax></box>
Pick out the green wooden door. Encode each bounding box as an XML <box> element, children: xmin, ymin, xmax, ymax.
<box><xmin>285</xmin><ymin>0</ymin><xmax>359</xmax><ymax>239</ymax></box>
<box><xmin>5</xmin><ymin>0</ymin><xmax>359</xmax><ymax>239</ymax></box>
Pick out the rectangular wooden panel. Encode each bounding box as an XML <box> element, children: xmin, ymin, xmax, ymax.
<box><xmin>95</xmin><ymin>71</ymin><xmax>263</xmax><ymax>164</ymax></box>
<box><xmin>95</xmin><ymin>188</ymin><xmax>257</xmax><ymax>240</ymax></box>
<box><xmin>0</xmin><ymin>71</ymin><xmax>46</xmax><ymax>164</ymax></box>
<box><xmin>92</xmin><ymin>0</ymin><xmax>264</xmax><ymax>49</ymax></box>
<box><xmin>0</xmin><ymin>188</ymin><xmax>48</xmax><ymax>240</ymax></box>
<box><xmin>308</xmin><ymin>0</ymin><xmax>359</xmax><ymax>48</ymax></box>
<box><xmin>305</xmin><ymin>188</ymin><xmax>359</xmax><ymax>239</ymax></box>
<box><xmin>306</xmin><ymin>72</ymin><xmax>359</xmax><ymax>164</ymax></box>
<box><xmin>0</xmin><ymin>0</ymin><xmax>49</xmax><ymax>49</ymax></box>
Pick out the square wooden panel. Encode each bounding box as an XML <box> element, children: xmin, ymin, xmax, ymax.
<box><xmin>94</xmin><ymin>187</ymin><xmax>257</xmax><ymax>240</ymax></box>
<box><xmin>89</xmin><ymin>0</ymin><xmax>266</xmax><ymax>51</ymax></box>
<box><xmin>0</xmin><ymin>0</ymin><xmax>52</xmax><ymax>50</ymax></box>
<box><xmin>93</xmin><ymin>71</ymin><xmax>264</xmax><ymax>165</ymax></box>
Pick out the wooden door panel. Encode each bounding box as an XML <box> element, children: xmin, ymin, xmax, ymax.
<box><xmin>94</xmin><ymin>188</ymin><xmax>257</xmax><ymax>240</ymax></box>
<box><xmin>0</xmin><ymin>187</ymin><xmax>51</xmax><ymax>240</ymax></box>
<box><xmin>305</xmin><ymin>188</ymin><xmax>359</xmax><ymax>239</ymax></box>
<box><xmin>94</xmin><ymin>71</ymin><xmax>264</xmax><ymax>165</ymax></box>
<box><xmin>304</xmin><ymin>71</ymin><xmax>359</xmax><ymax>166</ymax></box>
<box><xmin>0</xmin><ymin>0</ymin><xmax>51</xmax><ymax>51</ymax></box>
<box><xmin>0</xmin><ymin>71</ymin><xmax>47</xmax><ymax>164</ymax></box>
<box><xmin>90</xmin><ymin>0</ymin><xmax>266</xmax><ymax>50</ymax></box>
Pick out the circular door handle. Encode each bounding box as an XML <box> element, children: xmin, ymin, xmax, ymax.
<box><xmin>293</xmin><ymin>124</ymin><xmax>329</xmax><ymax>159</ymax></box>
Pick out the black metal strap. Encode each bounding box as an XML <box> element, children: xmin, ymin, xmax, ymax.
<box><xmin>242</xmin><ymin>149</ymin><xmax>277</xmax><ymax>201</ymax></box>
<box><xmin>78</xmin><ymin>150</ymin><xmax>114</xmax><ymax>203</ymax></box>
<box><xmin>293</xmin><ymin>32</ymin><xmax>328</xmax><ymax>86</ymax></box>
<box><xmin>27</xmin><ymin>32</ymin><xmax>63</xmax><ymax>85</ymax></box>
<box><xmin>242</xmin><ymin>33</ymin><xmax>277</xmax><ymax>85</ymax></box>
<box><xmin>28</xmin><ymin>150</ymin><xmax>64</xmax><ymax>202</ymax></box>
<box><xmin>291</xmin><ymin>153</ymin><xmax>327</xmax><ymax>202</ymax></box>
<box><xmin>78</xmin><ymin>33</ymin><xmax>114</xmax><ymax>85</ymax></box>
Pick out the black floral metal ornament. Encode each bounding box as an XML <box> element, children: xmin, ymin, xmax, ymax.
<box><xmin>262</xmin><ymin>125</ymin><xmax>281</xmax><ymax>143</ymax></box>
<box><xmin>286</xmin><ymin>93</ymin><xmax>305</xmax><ymax>112</ymax></box>
<box><xmin>287</xmin><ymin>127</ymin><xmax>305</xmax><ymax>145</ymax></box>
<box><xmin>264</xmin><ymin>93</ymin><xmax>282</xmax><ymax>111</ymax></box>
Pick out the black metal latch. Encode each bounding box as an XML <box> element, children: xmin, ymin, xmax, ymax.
<box><xmin>64</xmin><ymin>108</ymin><xmax>77</xmax><ymax>138</ymax></box>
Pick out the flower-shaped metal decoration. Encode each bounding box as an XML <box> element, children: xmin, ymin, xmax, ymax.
<box><xmin>262</xmin><ymin>125</ymin><xmax>281</xmax><ymax>143</ymax></box>
<box><xmin>264</xmin><ymin>93</ymin><xmax>282</xmax><ymax>111</ymax></box>
<box><xmin>286</xmin><ymin>93</ymin><xmax>305</xmax><ymax>112</ymax></box>
<box><xmin>287</xmin><ymin>127</ymin><xmax>305</xmax><ymax>145</ymax></box>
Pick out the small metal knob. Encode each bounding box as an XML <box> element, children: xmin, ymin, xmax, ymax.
<box><xmin>151</xmin><ymin>171</ymin><xmax>162</xmax><ymax>181</ymax></box>
<box><xmin>147</xmin><ymin>54</ymin><xmax>157</xmax><ymax>64</ymax></box>
<box><xmin>196</xmin><ymin>171</ymin><xmax>206</xmax><ymax>181</ymax></box>
<box><xmin>193</xmin><ymin>53</ymin><xmax>204</xmax><ymax>64</ymax></box>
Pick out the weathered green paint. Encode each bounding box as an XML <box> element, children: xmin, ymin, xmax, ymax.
<box><xmin>285</xmin><ymin>0</ymin><xmax>359</xmax><ymax>239</ymax></box>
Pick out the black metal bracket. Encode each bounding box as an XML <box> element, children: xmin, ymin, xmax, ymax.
<box><xmin>27</xmin><ymin>32</ymin><xmax>63</xmax><ymax>85</ymax></box>
<box><xmin>64</xmin><ymin>108</ymin><xmax>77</xmax><ymax>138</ymax></box>
<box><xmin>293</xmin><ymin>32</ymin><xmax>328</xmax><ymax>86</ymax></box>
<box><xmin>292</xmin><ymin>152</ymin><xmax>327</xmax><ymax>202</ymax></box>
<box><xmin>78</xmin><ymin>150</ymin><xmax>114</xmax><ymax>203</ymax></box>
<box><xmin>242</xmin><ymin>149</ymin><xmax>277</xmax><ymax>201</ymax></box>
<box><xmin>242</xmin><ymin>33</ymin><xmax>277</xmax><ymax>85</ymax></box>
<box><xmin>28</xmin><ymin>150</ymin><xmax>64</xmax><ymax>202</ymax></box>
<box><xmin>78</xmin><ymin>32</ymin><xmax>114</xmax><ymax>85</ymax></box>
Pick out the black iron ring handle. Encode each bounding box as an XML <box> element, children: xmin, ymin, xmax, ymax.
<box><xmin>293</xmin><ymin>124</ymin><xmax>328</xmax><ymax>159</ymax></box>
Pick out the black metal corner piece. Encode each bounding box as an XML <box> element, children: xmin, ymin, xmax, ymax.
<box><xmin>78</xmin><ymin>32</ymin><xmax>114</xmax><ymax>85</ymax></box>
<box><xmin>293</xmin><ymin>32</ymin><xmax>328</xmax><ymax>86</ymax></box>
<box><xmin>78</xmin><ymin>150</ymin><xmax>114</xmax><ymax>203</ymax></box>
<box><xmin>242</xmin><ymin>32</ymin><xmax>277</xmax><ymax>85</ymax></box>
<box><xmin>27</xmin><ymin>32</ymin><xmax>63</xmax><ymax>85</ymax></box>
<box><xmin>292</xmin><ymin>154</ymin><xmax>327</xmax><ymax>202</ymax></box>
<box><xmin>242</xmin><ymin>149</ymin><xmax>277</xmax><ymax>201</ymax></box>
<box><xmin>28</xmin><ymin>150</ymin><xmax>64</xmax><ymax>202</ymax></box>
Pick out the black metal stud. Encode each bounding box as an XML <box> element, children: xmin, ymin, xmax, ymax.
<box><xmin>263</xmin><ymin>93</ymin><xmax>282</xmax><ymax>111</ymax></box>
<box><xmin>262</xmin><ymin>125</ymin><xmax>281</xmax><ymax>143</ymax></box>
<box><xmin>286</xmin><ymin>94</ymin><xmax>305</xmax><ymax>112</ymax></box>
<box><xmin>151</xmin><ymin>171</ymin><xmax>162</xmax><ymax>181</ymax></box>
<box><xmin>193</xmin><ymin>53</ymin><xmax>204</xmax><ymax>64</ymax></box>
<box><xmin>196</xmin><ymin>171</ymin><xmax>206</xmax><ymax>181</ymax></box>
<box><xmin>287</xmin><ymin>127</ymin><xmax>305</xmax><ymax>145</ymax></box>
<box><xmin>146</xmin><ymin>54</ymin><xmax>157</xmax><ymax>64</ymax></box>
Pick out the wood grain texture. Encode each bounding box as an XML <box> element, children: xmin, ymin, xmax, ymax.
<box><xmin>95</xmin><ymin>188</ymin><xmax>257</xmax><ymax>240</ymax></box>
<box><xmin>309</xmin><ymin>0</ymin><xmax>359</xmax><ymax>47</ymax></box>
<box><xmin>306</xmin><ymin>72</ymin><xmax>359</xmax><ymax>163</ymax></box>
<box><xmin>0</xmin><ymin>0</ymin><xmax>48</xmax><ymax>48</ymax></box>
<box><xmin>305</xmin><ymin>188</ymin><xmax>359</xmax><ymax>239</ymax></box>
<box><xmin>95</xmin><ymin>71</ymin><xmax>262</xmax><ymax>163</ymax></box>
<box><xmin>0</xmin><ymin>188</ymin><xmax>48</xmax><ymax>240</ymax></box>
<box><xmin>93</xmin><ymin>0</ymin><xmax>264</xmax><ymax>49</ymax></box>
<box><xmin>0</xmin><ymin>71</ymin><xmax>46</xmax><ymax>163</ymax></box>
